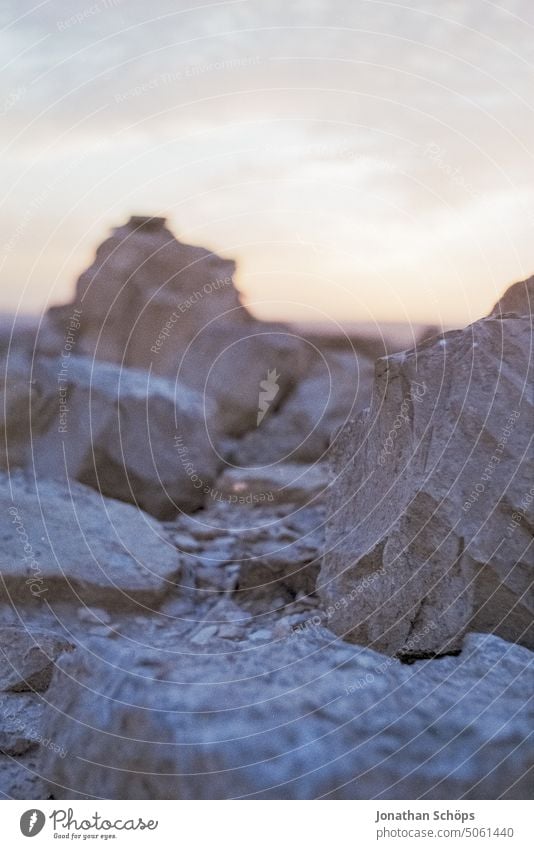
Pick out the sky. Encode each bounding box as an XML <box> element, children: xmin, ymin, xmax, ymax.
<box><xmin>1</xmin><ymin>0</ymin><xmax>533</xmax><ymax>326</ymax></box>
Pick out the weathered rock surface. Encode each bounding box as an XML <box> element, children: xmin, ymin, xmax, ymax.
<box><xmin>231</xmin><ymin>349</ymin><xmax>375</xmax><ymax>463</ymax></box>
<box><xmin>165</xmin><ymin>496</ymin><xmax>326</xmax><ymax>603</ymax></box>
<box><xmin>2</xmin><ymin>354</ymin><xmax>221</xmax><ymax>518</ymax></box>
<box><xmin>491</xmin><ymin>274</ymin><xmax>533</xmax><ymax>317</ymax></box>
<box><xmin>40</xmin><ymin>633</ymin><xmax>533</xmax><ymax>799</ymax></box>
<box><xmin>0</xmin><ymin>626</ymin><xmax>73</xmax><ymax>692</ymax></box>
<box><xmin>0</xmin><ymin>472</ymin><xmax>179</xmax><ymax>610</ymax></box>
<box><xmin>39</xmin><ymin>215</ymin><xmax>245</xmax><ymax>367</ymax></box>
<box><xmin>215</xmin><ymin>462</ymin><xmax>330</xmax><ymax>506</ymax></box>
<box><xmin>319</xmin><ymin>316</ymin><xmax>533</xmax><ymax>657</ymax></box>
<box><xmin>38</xmin><ymin>216</ymin><xmax>308</xmax><ymax>437</ymax></box>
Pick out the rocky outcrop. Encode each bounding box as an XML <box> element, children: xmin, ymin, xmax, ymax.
<box><xmin>40</xmin><ymin>632</ymin><xmax>532</xmax><ymax>799</ymax></box>
<box><xmin>38</xmin><ymin>216</ymin><xmax>308</xmax><ymax>436</ymax></box>
<box><xmin>1</xmin><ymin>353</ymin><xmax>220</xmax><ymax>518</ymax></box>
<box><xmin>319</xmin><ymin>316</ymin><xmax>533</xmax><ymax>657</ymax></box>
<box><xmin>0</xmin><ymin>472</ymin><xmax>179</xmax><ymax>610</ymax></box>
<box><xmin>230</xmin><ymin>349</ymin><xmax>375</xmax><ymax>463</ymax></box>
<box><xmin>491</xmin><ymin>274</ymin><xmax>533</xmax><ymax>317</ymax></box>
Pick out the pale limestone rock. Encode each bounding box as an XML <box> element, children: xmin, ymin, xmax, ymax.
<box><xmin>40</xmin><ymin>632</ymin><xmax>533</xmax><ymax>799</ymax></box>
<box><xmin>0</xmin><ymin>472</ymin><xmax>179</xmax><ymax>610</ymax></box>
<box><xmin>491</xmin><ymin>274</ymin><xmax>533</xmax><ymax>317</ymax></box>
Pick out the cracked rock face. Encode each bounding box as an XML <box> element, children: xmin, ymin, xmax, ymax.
<box><xmin>319</xmin><ymin>315</ymin><xmax>534</xmax><ymax>657</ymax></box>
<box><xmin>39</xmin><ymin>632</ymin><xmax>532</xmax><ymax>800</ymax></box>
<box><xmin>0</xmin><ymin>472</ymin><xmax>180</xmax><ymax>610</ymax></box>
<box><xmin>39</xmin><ymin>215</ymin><xmax>245</xmax><ymax>370</ymax></box>
<box><xmin>37</xmin><ymin>216</ymin><xmax>309</xmax><ymax>438</ymax></box>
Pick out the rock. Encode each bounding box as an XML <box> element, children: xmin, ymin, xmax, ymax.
<box><xmin>76</xmin><ymin>607</ymin><xmax>111</xmax><ymax>625</ymax></box>
<box><xmin>0</xmin><ymin>627</ymin><xmax>73</xmax><ymax>692</ymax></box>
<box><xmin>227</xmin><ymin>503</ymin><xmax>325</xmax><ymax>602</ymax></box>
<box><xmin>0</xmin><ymin>472</ymin><xmax>179</xmax><ymax>610</ymax></box>
<box><xmin>189</xmin><ymin>626</ymin><xmax>219</xmax><ymax>645</ymax></box>
<box><xmin>3</xmin><ymin>353</ymin><xmax>220</xmax><ymax>519</ymax></box>
<box><xmin>38</xmin><ymin>215</ymin><xmax>244</xmax><ymax>369</ymax></box>
<box><xmin>0</xmin><ymin>353</ymin><xmax>45</xmax><ymax>471</ymax></box>
<box><xmin>215</xmin><ymin>462</ymin><xmax>330</xmax><ymax>507</ymax></box>
<box><xmin>40</xmin><ymin>632</ymin><xmax>533</xmax><ymax>799</ymax></box>
<box><xmin>491</xmin><ymin>275</ymin><xmax>533</xmax><ymax>317</ymax></box>
<box><xmin>248</xmin><ymin>628</ymin><xmax>272</xmax><ymax>641</ymax></box>
<box><xmin>170</xmin><ymin>532</ymin><xmax>200</xmax><ymax>551</ymax></box>
<box><xmin>0</xmin><ymin>314</ymin><xmax>38</xmax><ymax>357</ymax></box>
<box><xmin>319</xmin><ymin>316</ymin><xmax>534</xmax><ymax>657</ymax></box>
<box><xmin>0</xmin><ymin>693</ymin><xmax>45</xmax><ymax>756</ymax></box>
<box><xmin>231</xmin><ymin>349</ymin><xmax>375</xmax><ymax>464</ymax></box>
<box><xmin>38</xmin><ymin>216</ymin><xmax>309</xmax><ymax>437</ymax></box>
<box><xmin>234</xmin><ymin>547</ymin><xmax>321</xmax><ymax>603</ymax></box>
<box><xmin>177</xmin><ymin>325</ymin><xmax>309</xmax><ymax>437</ymax></box>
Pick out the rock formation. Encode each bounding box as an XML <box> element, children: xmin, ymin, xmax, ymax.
<box><xmin>39</xmin><ymin>216</ymin><xmax>308</xmax><ymax>435</ymax></box>
<box><xmin>319</xmin><ymin>312</ymin><xmax>533</xmax><ymax>657</ymax></box>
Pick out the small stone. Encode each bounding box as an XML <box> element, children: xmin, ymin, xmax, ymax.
<box><xmin>249</xmin><ymin>629</ymin><xmax>273</xmax><ymax>642</ymax></box>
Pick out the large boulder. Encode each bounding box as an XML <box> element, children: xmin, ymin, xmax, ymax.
<box><xmin>0</xmin><ymin>472</ymin><xmax>179</xmax><ymax>610</ymax></box>
<box><xmin>319</xmin><ymin>315</ymin><xmax>533</xmax><ymax>657</ymax></box>
<box><xmin>39</xmin><ymin>215</ymin><xmax>245</xmax><ymax>367</ymax></box>
<box><xmin>40</xmin><ymin>632</ymin><xmax>532</xmax><ymax>799</ymax></box>
<box><xmin>2</xmin><ymin>353</ymin><xmax>220</xmax><ymax>519</ymax></box>
<box><xmin>231</xmin><ymin>348</ymin><xmax>375</xmax><ymax>463</ymax></box>
<box><xmin>38</xmin><ymin>216</ymin><xmax>308</xmax><ymax>436</ymax></box>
